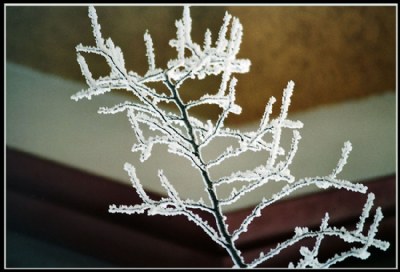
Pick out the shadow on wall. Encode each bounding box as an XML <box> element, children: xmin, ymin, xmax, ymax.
<box><xmin>6</xmin><ymin>5</ymin><xmax>396</xmax><ymax>124</ymax></box>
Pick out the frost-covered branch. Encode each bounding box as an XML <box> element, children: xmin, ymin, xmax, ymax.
<box><xmin>110</xmin><ymin>163</ymin><xmax>221</xmax><ymax>246</ymax></box>
<box><xmin>248</xmin><ymin>194</ymin><xmax>389</xmax><ymax>268</ymax></box>
<box><xmin>72</xmin><ymin>5</ymin><xmax>389</xmax><ymax>268</ymax></box>
<box><xmin>286</xmin><ymin>194</ymin><xmax>390</xmax><ymax>269</ymax></box>
<box><xmin>232</xmin><ymin>173</ymin><xmax>368</xmax><ymax>241</ymax></box>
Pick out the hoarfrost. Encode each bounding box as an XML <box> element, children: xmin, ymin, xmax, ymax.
<box><xmin>72</xmin><ymin>5</ymin><xmax>389</xmax><ymax>268</ymax></box>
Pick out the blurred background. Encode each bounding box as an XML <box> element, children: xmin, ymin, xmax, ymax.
<box><xmin>5</xmin><ymin>4</ymin><xmax>396</xmax><ymax>268</ymax></box>
<box><xmin>6</xmin><ymin>5</ymin><xmax>395</xmax><ymax>123</ymax></box>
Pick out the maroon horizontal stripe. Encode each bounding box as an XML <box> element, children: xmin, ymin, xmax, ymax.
<box><xmin>6</xmin><ymin>147</ymin><xmax>396</xmax><ymax>267</ymax></box>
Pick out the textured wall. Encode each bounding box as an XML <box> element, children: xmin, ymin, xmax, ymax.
<box><xmin>6</xmin><ymin>5</ymin><xmax>395</xmax><ymax>124</ymax></box>
<box><xmin>229</xmin><ymin>6</ymin><xmax>396</xmax><ymax>124</ymax></box>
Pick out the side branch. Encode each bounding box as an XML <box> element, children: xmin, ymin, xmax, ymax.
<box><xmin>232</xmin><ymin>176</ymin><xmax>368</xmax><ymax>240</ymax></box>
<box><xmin>249</xmin><ymin>197</ymin><xmax>389</xmax><ymax>268</ymax></box>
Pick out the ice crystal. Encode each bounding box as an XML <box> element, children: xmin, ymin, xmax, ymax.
<box><xmin>72</xmin><ymin>5</ymin><xmax>389</xmax><ymax>268</ymax></box>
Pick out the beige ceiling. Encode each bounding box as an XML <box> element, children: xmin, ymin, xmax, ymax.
<box><xmin>6</xmin><ymin>5</ymin><xmax>396</xmax><ymax>125</ymax></box>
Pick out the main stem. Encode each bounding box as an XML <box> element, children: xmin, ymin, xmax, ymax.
<box><xmin>165</xmin><ymin>79</ymin><xmax>246</xmax><ymax>268</ymax></box>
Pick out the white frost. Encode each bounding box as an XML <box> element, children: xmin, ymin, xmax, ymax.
<box><xmin>72</xmin><ymin>5</ymin><xmax>389</xmax><ymax>269</ymax></box>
